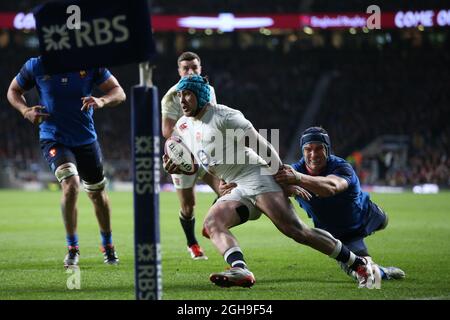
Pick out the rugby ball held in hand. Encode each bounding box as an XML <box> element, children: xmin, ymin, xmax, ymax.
<box><xmin>164</xmin><ymin>136</ymin><xmax>198</xmax><ymax>175</ymax></box>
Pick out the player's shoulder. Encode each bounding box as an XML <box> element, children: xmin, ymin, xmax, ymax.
<box><xmin>329</xmin><ymin>155</ymin><xmax>350</xmax><ymax>166</ymax></box>
<box><xmin>213</xmin><ymin>104</ymin><xmax>241</xmax><ymax>117</ymax></box>
<box><xmin>327</xmin><ymin>155</ymin><xmax>355</xmax><ymax>174</ymax></box>
<box><xmin>23</xmin><ymin>56</ymin><xmax>43</xmax><ymax>73</ymax></box>
<box><xmin>27</xmin><ymin>56</ymin><xmax>41</xmax><ymax>65</ymax></box>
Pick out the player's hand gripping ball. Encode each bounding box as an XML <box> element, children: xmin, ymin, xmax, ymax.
<box><xmin>163</xmin><ymin>136</ymin><xmax>198</xmax><ymax>175</ymax></box>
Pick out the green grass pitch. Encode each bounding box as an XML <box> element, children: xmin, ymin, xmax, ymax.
<box><xmin>0</xmin><ymin>190</ymin><xmax>449</xmax><ymax>300</ymax></box>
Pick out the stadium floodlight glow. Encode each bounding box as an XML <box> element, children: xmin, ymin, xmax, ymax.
<box><xmin>303</xmin><ymin>26</ymin><xmax>313</xmax><ymax>35</ymax></box>
<box><xmin>178</xmin><ymin>13</ymin><xmax>274</xmax><ymax>32</ymax></box>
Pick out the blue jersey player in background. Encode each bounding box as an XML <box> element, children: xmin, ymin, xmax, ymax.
<box><xmin>7</xmin><ymin>56</ymin><xmax>126</xmax><ymax>268</ymax></box>
<box><xmin>274</xmin><ymin>126</ymin><xmax>405</xmax><ymax>281</ymax></box>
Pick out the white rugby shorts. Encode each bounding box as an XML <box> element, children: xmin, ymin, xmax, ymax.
<box><xmin>216</xmin><ymin>165</ymin><xmax>282</xmax><ymax>220</ymax></box>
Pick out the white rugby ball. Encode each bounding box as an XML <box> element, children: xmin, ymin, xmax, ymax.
<box><xmin>164</xmin><ymin>136</ymin><xmax>198</xmax><ymax>175</ymax></box>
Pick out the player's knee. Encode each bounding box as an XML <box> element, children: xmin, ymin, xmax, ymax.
<box><xmin>202</xmin><ymin>217</ymin><xmax>214</xmax><ymax>238</ymax></box>
<box><xmin>83</xmin><ymin>177</ymin><xmax>107</xmax><ymax>193</ymax></box>
<box><xmin>202</xmin><ymin>225</ymin><xmax>210</xmax><ymax>239</ymax></box>
<box><xmin>55</xmin><ymin>163</ymin><xmax>78</xmax><ymax>183</ymax></box>
<box><xmin>86</xmin><ymin>188</ymin><xmax>106</xmax><ymax>203</ymax></box>
<box><xmin>203</xmin><ymin>214</ymin><xmax>223</xmax><ymax>238</ymax></box>
<box><xmin>378</xmin><ymin>212</ymin><xmax>389</xmax><ymax>231</ymax></box>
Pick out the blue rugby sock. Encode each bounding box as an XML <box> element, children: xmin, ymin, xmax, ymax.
<box><xmin>101</xmin><ymin>231</ymin><xmax>113</xmax><ymax>247</ymax></box>
<box><xmin>66</xmin><ymin>234</ymin><xmax>79</xmax><ymax>248</ymax></box>
<box><xmin>379</xmin><ymin>266</ymin><xmax>387</xmax><ymax>280</ymax></box>
<box><xmin>330</xmin><ymin>240</ymin><xmax>366</xmax><ymax>270</ymax></box>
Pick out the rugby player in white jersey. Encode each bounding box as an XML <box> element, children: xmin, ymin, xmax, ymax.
<box><xmin>163</xmin><ymin>75</ymin><xmax>380</xmax><ymax>289</ymax></box>
<box><xmin>161</xmin><ymin>52</ymin><xmax>220</xmax><ymax>260</ymax></box>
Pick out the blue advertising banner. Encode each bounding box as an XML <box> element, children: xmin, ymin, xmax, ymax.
<box><xmin>33</xmin><ymin>0</ymin><xmax>155</xmax><ymax>74</ymax></box>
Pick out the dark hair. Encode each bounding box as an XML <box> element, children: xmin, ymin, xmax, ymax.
<box><xmin>177</xmin><ymin>52</ymin><xmax>201</xmax><ymax>65</ymax></box>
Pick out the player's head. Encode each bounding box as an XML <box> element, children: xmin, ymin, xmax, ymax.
<box><xmin>300</xmin><ymin>126</ymin><xmax>331</xmax><ymax>173</ymax></box>
<box><xmin>176</xmin><ymin>75</ymin><xmax>211</xmax><ymax>117</ymax></box>
<box><xmin>177</xmin><ymin>52</ymin><xmax>202</xmax><ymax>77</ymax></box>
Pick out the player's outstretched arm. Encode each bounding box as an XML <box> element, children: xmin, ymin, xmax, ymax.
<box><xmin>81</xmin><ymin>75</ymin><xmax>126</xmax><ymax>111</ymax></box>
<box><xmin>162</xmin><ymin>117</ymin><xmax>177</xmax><ymax>139</ymax></box>
<box><xmin>281</xmin><ymin>184</ymin><xmax>312</xmax><ymax>201</ymax></box>
<box><xmin>7</xmin><ymin>78</ymin><xmax>49</xmax><ymax>125</ymax></box>
<box><xmin>218</xmin><ymin>180</ymin><xmax>237</xmax><ymax>196</ymax></box>
<box><xmin>274</xmin><ymin>165</ymin><xmax>348</xmax><ymax>198</ymax></box>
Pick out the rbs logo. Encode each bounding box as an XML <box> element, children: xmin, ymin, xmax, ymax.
<box><xmin>43</xmin><ymin>15</ymin><xmax>129</xmax><ymax>51</ymax></box>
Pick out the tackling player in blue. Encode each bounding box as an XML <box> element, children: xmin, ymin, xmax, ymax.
<box><xmin>7</xmin><ymin>56</ymin><xmax>126</xmax><ymax>268</ymax></box>
<box><xmin>274</xmin><ymin>126</ymin><xmax>405</xmax><ymax>281</ymax></box>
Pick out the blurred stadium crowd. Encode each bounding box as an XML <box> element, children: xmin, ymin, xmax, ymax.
<box><xmin>0</xmin><ymin>1</ymin><xmax>449</xmax><ymax>188</ymax></box>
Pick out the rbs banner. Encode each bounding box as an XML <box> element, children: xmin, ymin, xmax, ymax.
<box><xmin>33</xmin><ymin>0</ymin><xmax>155</xmax><ymax>74</ymax></box>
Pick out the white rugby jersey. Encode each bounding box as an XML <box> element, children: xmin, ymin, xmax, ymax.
<box><xmin>174</xmin><ymin>104</ymin><xmax>267</xmax><ymax>182</ymax></box>
<box><xmin>161</xmin><ymin>84</ymin><xmax>217</xmax><ymax>121</ymax></box>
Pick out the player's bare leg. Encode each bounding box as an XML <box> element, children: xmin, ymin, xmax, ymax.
<box><xmin>61</xmin><ymin>175</ymin><xmax>80</xmax><ymax>237</ymax></box>
<box><xmin>203</xmin><ymin>201</ymin><xmax>242</xmax><ymax>254</ymax></box>
<box><xmin>87</xmin><ymin>190</ymin><xmax>119</xmax><ymax>264</ymax></box>
<box><xmin>176</xmin><ymin>187</ymin><xmax>196</xmax><ymax>220</ymax></box>
<box><xmin>256</xmin><ymin>191</ymin><xmax>337</xmax><ymax>253</ymax></box>
<box><xmin>60</xmin><ymin>175</ymin><xmax>80</xmax><ymax>268</ymax></box>
<box><xmin>87</xmin><ymin>190</ymin><xmax>112</xmax><ymax>233</ymax></box>
<box><xmin>204</xmin><ymin>201</ymin><xmax>256</xmax><ymax>288</ymax></box>
<box><xmin>256</xmin><ymin>191</ymin><xmax>378</xmax><ymax>289</ymax></box>
<box><xmin>176</xmin><ymin>187</ymin><xmax>207</xmax><ymax>259</ymax></box>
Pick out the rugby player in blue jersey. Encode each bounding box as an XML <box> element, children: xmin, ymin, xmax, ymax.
<box><xmin>7</xmin><ymin>57</ymin><xmax>126</xmax><ymax>268</ymax></box>
<box><xmin>274</xmin><ymin>127</ymin><xmax>405</xmax><ymax>281</ymax></box>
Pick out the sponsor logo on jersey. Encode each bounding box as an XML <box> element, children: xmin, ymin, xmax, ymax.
<box><xmin>49</xmin><ymin>148</ymin><xmax>57</xmax><ymax>157</ymax></box>
<box><xmin>179</xmin><ymin>122</ymin><xmax>188</xmax><ymax>132</ymax></box>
